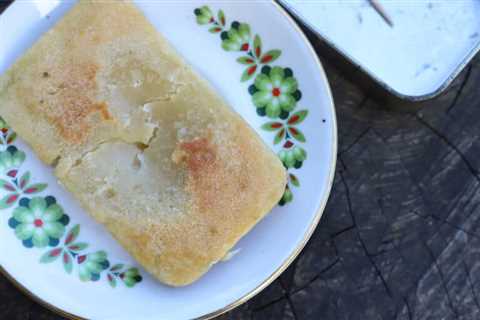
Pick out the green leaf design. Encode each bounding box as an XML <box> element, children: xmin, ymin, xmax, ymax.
<box><xmin>6</xmin><ymin>132</ymin><xmax>16</xmax><ymax>144</ymax></box>
<box><xmin>288</xmin><ymin>127</ymin><xmax>306</xmax><ymax>143</ymax></box>
<box><xmin>254</xmin><ymin>35</ymin><xmax>262</xmax><ymax>58</ymax></box>
<box><xmin>237</xmin><ymin>56</ymin><xmax>256</xmax><ymax>65</ymax></box>
<box><xmin>0</xmin><ymin>179</ymin><xmax>15</xmax><ymax>192</ymax></box>
<box><xmin>289</xmin><ymin>174</ymin><xmax>300</xmax><ymax>187</ymax></box>
<box><xmin>274</xmin><ymin>128</ymin><xmax>286</xmax><ymax>145</ymax></box>
<box><xmin>218</xmin><ymin>9</ymin><xmax>226</xmax><ymax>26</ymax></box>
<box><xmin>110</xmin><ymin>263</ymin><xmax>125</xmax><ymax>272</ymax></box>
<box><xmin>261</xmin><ymin>122</ymin><xmax>283</xmax><ymax>131</ymax></box>
<box><xmin>279</xmin><ymin>186</ymin><xmax>293</xmax><ymax>206</ymax></box>
<box><xmin>19</xmin><ymin>171</ymin><xmax>30</xmax><ymax>189</ymax></box>
<box><xmin>241</xmin><ymin>65</ymin><xmax>257</xmax><ymax>82</ymax></box>
<box><xmin>0</xmin><ymin>193</ymin><xmax>18</xmax><ymax>209</ymax></box>
<box><xmin>23</xmin><ymin>183</ymin><xmax>47</xmax><ymax>194</ymax></box>
<box><xmin>40</xmin><ymin>248</ymin><xmax>63</xmax><ymax>263</ymax></box>
<box><xmin>194</xmin><ymin>6</ymin><xmax>214</xmax><ymax>25</ymax></box>
<box><xmin>209</xmin><ymin>26</ymin><xmax>222</xmax><ymax>33</ymax></box>
<box><xmin>63</xmin><ymin>252</ymin><xmax>73</xmax><ymax>274</ymax></box>
<box><xmin>293</xmin><ymin>146</ymin><xmax>307</xmax><ymax>162</ymax></box>
<box><xmin>287</xmin><ymin>110</ymin><xmax>308</xmax><ymax>125</ymax></box>
<box><xmin>121</xmin><ymin>268</ymin><xmax>142</xmax><ymax>288</ymax></box>
<box><xmin>68</xmin><ymin>242</ymin><xmax>88</xmax><ymax>252</ymax></box>
<box><xmin>77</xmin><ymin>251</ymin><xmax>110</xmax><ymax>282</ymax></box>
<box><xmin>221</xmin><ymin>22</ymin><xmax>251</xmax><ymax>51</ymax></box>
<box><xmin>260</xmin><ymin>50</ymin><xmax>281</xmax><ymax>64</ymax></box>
<box><xmin>108</xmin><ymin>274</ymin><xmax>117</xmax><ymax>288</ymax></box>
<box><xmin>65</xmin><ymin>225</ymin><xmax>80</xmax><ymax>245</ymax></box>
<box><xmin>110</xmin><ymin>264</ymin><xmax>125</xmax><ymax>272</ymax></box>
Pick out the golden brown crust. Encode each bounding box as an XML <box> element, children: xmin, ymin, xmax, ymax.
<box><xmin>42</xmin><ymin>62</ymin><xmax>112</xmax><ymax>143</ymax></box>
<box><xmin>0</xmin><ymin>0</ymin><xmax>287</xmax><ymax>286</ymax></box>
<box><xmin>174</xmin><ymin>137</ymin><xmax>220</xmax><ymax>211</ymax></box>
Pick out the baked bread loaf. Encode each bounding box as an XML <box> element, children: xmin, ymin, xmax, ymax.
<box><xmin>0</xmin><ymin>0</ymin><xmax>287</xmax><ymax>286</ymax></box>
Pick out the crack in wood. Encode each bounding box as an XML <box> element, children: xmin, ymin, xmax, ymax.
<box><xmin>279</xmin><ymin>281</ymin><xmax>299</xmax><ymax>320</ymax></box>
<box><xmin>440</xmin><ymin>182</ymin><xmax>480</xmax><ymax>233</ymax></box>
<box><xmin>462</xmin><ymin>260</ymin><xmax>480</xmax><ymax>313</ymax></box>
<box><xmin>251</xmin><ymin>295</ymin><xmax>287</xmax><ymax>313</ymax></box>
<box><xmin>279</xmin><ymin>257</ymin><xmax>300</xmax><ymax>295</ymax></box>
<box><xmin>251</xmin><ymin>265</ymin><xmax>305</xmax><ymax>318</ymax></box>
<box><xmin>339</xmin><ymin>158</ymin><xmax>394</xmax><ymax>299</ymax></box>
<box><xmin>392</xmin><ymin>296</ymin><xmax>414</xmax><ymax>320</ymax></box>
<box><xmin>370</xmin><ymin>127</ymin><xmax>458</xmax><ymax>316</ymax></box>
<box><xmin>347</xmin><ymin>128</ymin><xmax>468</xmax><ymax>320</ymax></box>
<box><xmin>370</xmin><ymin>131</ymin><xmax>456</xmax><ymax>250</ymax></box>
<box><xmin>339</xmin><ymin>126</ymin><xmax>372</xmax><ymax>155</ymax></box>
<box><xmin>415</xmin><ymin>114</ymin><xmax>480</xmax><ymax>183</ymax></box>
<box><xmin>330</xmin><ymin>225</ymin><xmax>356</xmax><ymax>238</ymax></box>
<box><xmin>290</xmin><ymin>258</ymin><xmax>340</xmax><ymax>295</ymax></box>
<box><xmin>446</xmin><ymin>65</ymin><xmax>473</xmax><ymax>114</ymax></box>
<box><xmin>422</xmin><ymin>241</ymin><xmax>460</xmax><ymax>320</ymax></box>
<box><xmin>403</xmin><ymin>296</ymin><xmax>413</xmax><ymax>320</ymax></box>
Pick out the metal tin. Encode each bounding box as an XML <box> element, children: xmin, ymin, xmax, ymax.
<box><xmin>279</xmin><ymin>0</ymin><xmax>480</xmax><ymax>101</ymax></box>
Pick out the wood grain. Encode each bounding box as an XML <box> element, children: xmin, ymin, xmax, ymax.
<box><xmin>2</xmin><ymin>1</ymin><xmax>480</xmax><ymax>319</ymax></box>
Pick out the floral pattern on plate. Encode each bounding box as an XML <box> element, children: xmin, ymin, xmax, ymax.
<box><xmin>195</xmin><ymin>6</ymin><xmax>309</xmax><ymax>205</ymax></box>
<box><xmin>0</xmin><ymin>120</ymin><xmax>142</xmax><ymax>288</ymax></box>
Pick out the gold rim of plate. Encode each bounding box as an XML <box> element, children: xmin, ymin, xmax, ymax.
<box><xmin>0</xmin><ymin>1</ymin><xmax>338</xmax><ymax>319</ymax></box>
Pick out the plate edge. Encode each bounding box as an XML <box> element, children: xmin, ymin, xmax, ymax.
<box><xmin>197</xmin><ymin>1</ymin><xmax>338</xmax><ymax>319</ymax></box>
<box><xmin>0</xmin><ymin>1</ymin><xmax>338</xmax><ymax>319</ymax></box>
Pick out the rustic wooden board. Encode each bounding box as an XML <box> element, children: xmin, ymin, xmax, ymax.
<box><xmin>2</xmin><ymin>1</ymin><xmax>480</xmax><ymax>319</ymax></box>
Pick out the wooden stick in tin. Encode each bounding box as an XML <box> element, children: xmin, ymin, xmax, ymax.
<box><xmin>368</xmin><ymin>0</ymin><xmax>394</xmax><ymax>27</ymax></box>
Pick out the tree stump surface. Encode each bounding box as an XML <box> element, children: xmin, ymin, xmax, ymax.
<box><xmin>2</xmin><ymin>2</ymin><xmax>480</xmax><ymax>319</ymax></box>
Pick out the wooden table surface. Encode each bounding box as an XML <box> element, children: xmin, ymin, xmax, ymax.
<box><xmin>2</xmin><ymin>1</ymin><xmax>480</xmax><ymax>319</ymax></box>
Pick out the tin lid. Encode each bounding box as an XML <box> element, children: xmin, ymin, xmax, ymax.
<box><xmin>281</xmin><ymin>0</ymin><xmax>480</xmax><ymax>100</ymax></box>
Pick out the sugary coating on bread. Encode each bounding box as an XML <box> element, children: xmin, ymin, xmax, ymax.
<box><xmin>0</xmin><ymin>0</ymin><xmax>286</xmax><ymax>286</ymax></box>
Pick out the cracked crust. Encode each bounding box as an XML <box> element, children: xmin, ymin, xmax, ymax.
<box><xmin>0</xmin><ymin>0</ymin><xmax>287</xmax><ymax>286</ymax></box>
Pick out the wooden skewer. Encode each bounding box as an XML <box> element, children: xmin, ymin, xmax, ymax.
<box><xmin>368</xmin><ymin>0</ymin><xmax>394</xmax><ymax>27</ymax></box>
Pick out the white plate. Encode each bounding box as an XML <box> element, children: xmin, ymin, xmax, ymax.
<box><xmin>0</xmin><ymin>1</ymin><xmax>336</xmax><ymax>319</ymax></box>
